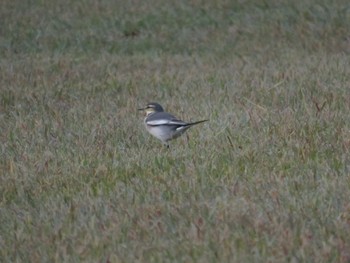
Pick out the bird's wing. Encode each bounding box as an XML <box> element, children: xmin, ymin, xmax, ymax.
<box><xmin>146</xmin><ymin>112</ymin><xmax>187</xmax><ymax>126</ymax></box>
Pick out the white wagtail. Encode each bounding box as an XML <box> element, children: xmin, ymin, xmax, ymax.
<box><xmin>138</xmin><ymin>102</ymin><xmax>208</xmax><ymax>147</ymax></box>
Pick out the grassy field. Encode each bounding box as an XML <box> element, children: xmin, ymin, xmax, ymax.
<box><xmin>1</xmin><ymin>0</ymin><xmax>350</xmax><ymax>262</ymax></box>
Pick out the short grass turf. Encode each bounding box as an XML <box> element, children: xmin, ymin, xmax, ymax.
<box><xmin>1</xmin><ymin>0</ymin><xmax>350</xmax><ymax>262</ymax></box>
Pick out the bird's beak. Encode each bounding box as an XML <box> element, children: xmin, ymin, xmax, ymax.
<box><xmin>138</xmin><ymin>107</ymin><xmax>146</xmax><ymax>111</ymax></box>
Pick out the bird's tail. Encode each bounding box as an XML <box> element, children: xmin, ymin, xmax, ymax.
<box><xmin>186</xmin><ymin>119</ymin><xmax>208</xmax><ymax>126</ymax></box>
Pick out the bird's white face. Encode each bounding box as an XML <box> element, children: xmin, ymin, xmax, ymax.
<box><xmin>138</xmin><ymin>104</ymin><xmax>159</xmax><ymax>116</ymax></box>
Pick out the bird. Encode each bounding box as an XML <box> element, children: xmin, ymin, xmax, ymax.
<box><xmin>138</xmin><ymin>102</ymin><xmax>208</xmax><ymax>147</ymax></box>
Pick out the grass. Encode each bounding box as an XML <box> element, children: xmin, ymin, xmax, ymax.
<box><xmin>1</xmin><ymin>0</ymin><xmax>350</xmax><ymax>262</ymax></box>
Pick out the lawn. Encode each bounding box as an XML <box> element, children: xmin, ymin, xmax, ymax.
<box><xmin>1</xmin><ymin>0</ymin><xmax>350</xmax><ymax>262</ymax></box>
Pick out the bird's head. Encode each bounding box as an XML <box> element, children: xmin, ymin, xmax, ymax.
<box><xmin>138</xmin><ymin>102</ymin><xmax>164</xmax><ymax>116</ymax></box>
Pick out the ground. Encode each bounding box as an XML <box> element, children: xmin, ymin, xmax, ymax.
<box><xmin>1</xmin><ymin>0</ymin><xmax>350</xmax><ymax>262</ymax></box>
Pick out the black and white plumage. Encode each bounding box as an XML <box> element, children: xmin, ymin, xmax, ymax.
<box><xmin>138</xmin><ymin>102</ymin><xmax>208</xmax><ymax>147</ymax></box>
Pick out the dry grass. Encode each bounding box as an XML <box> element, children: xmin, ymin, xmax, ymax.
<box><xmin>1</xmin><ymin>0</ymin><xmax>350</xmax><ymax>262</ymax></box>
